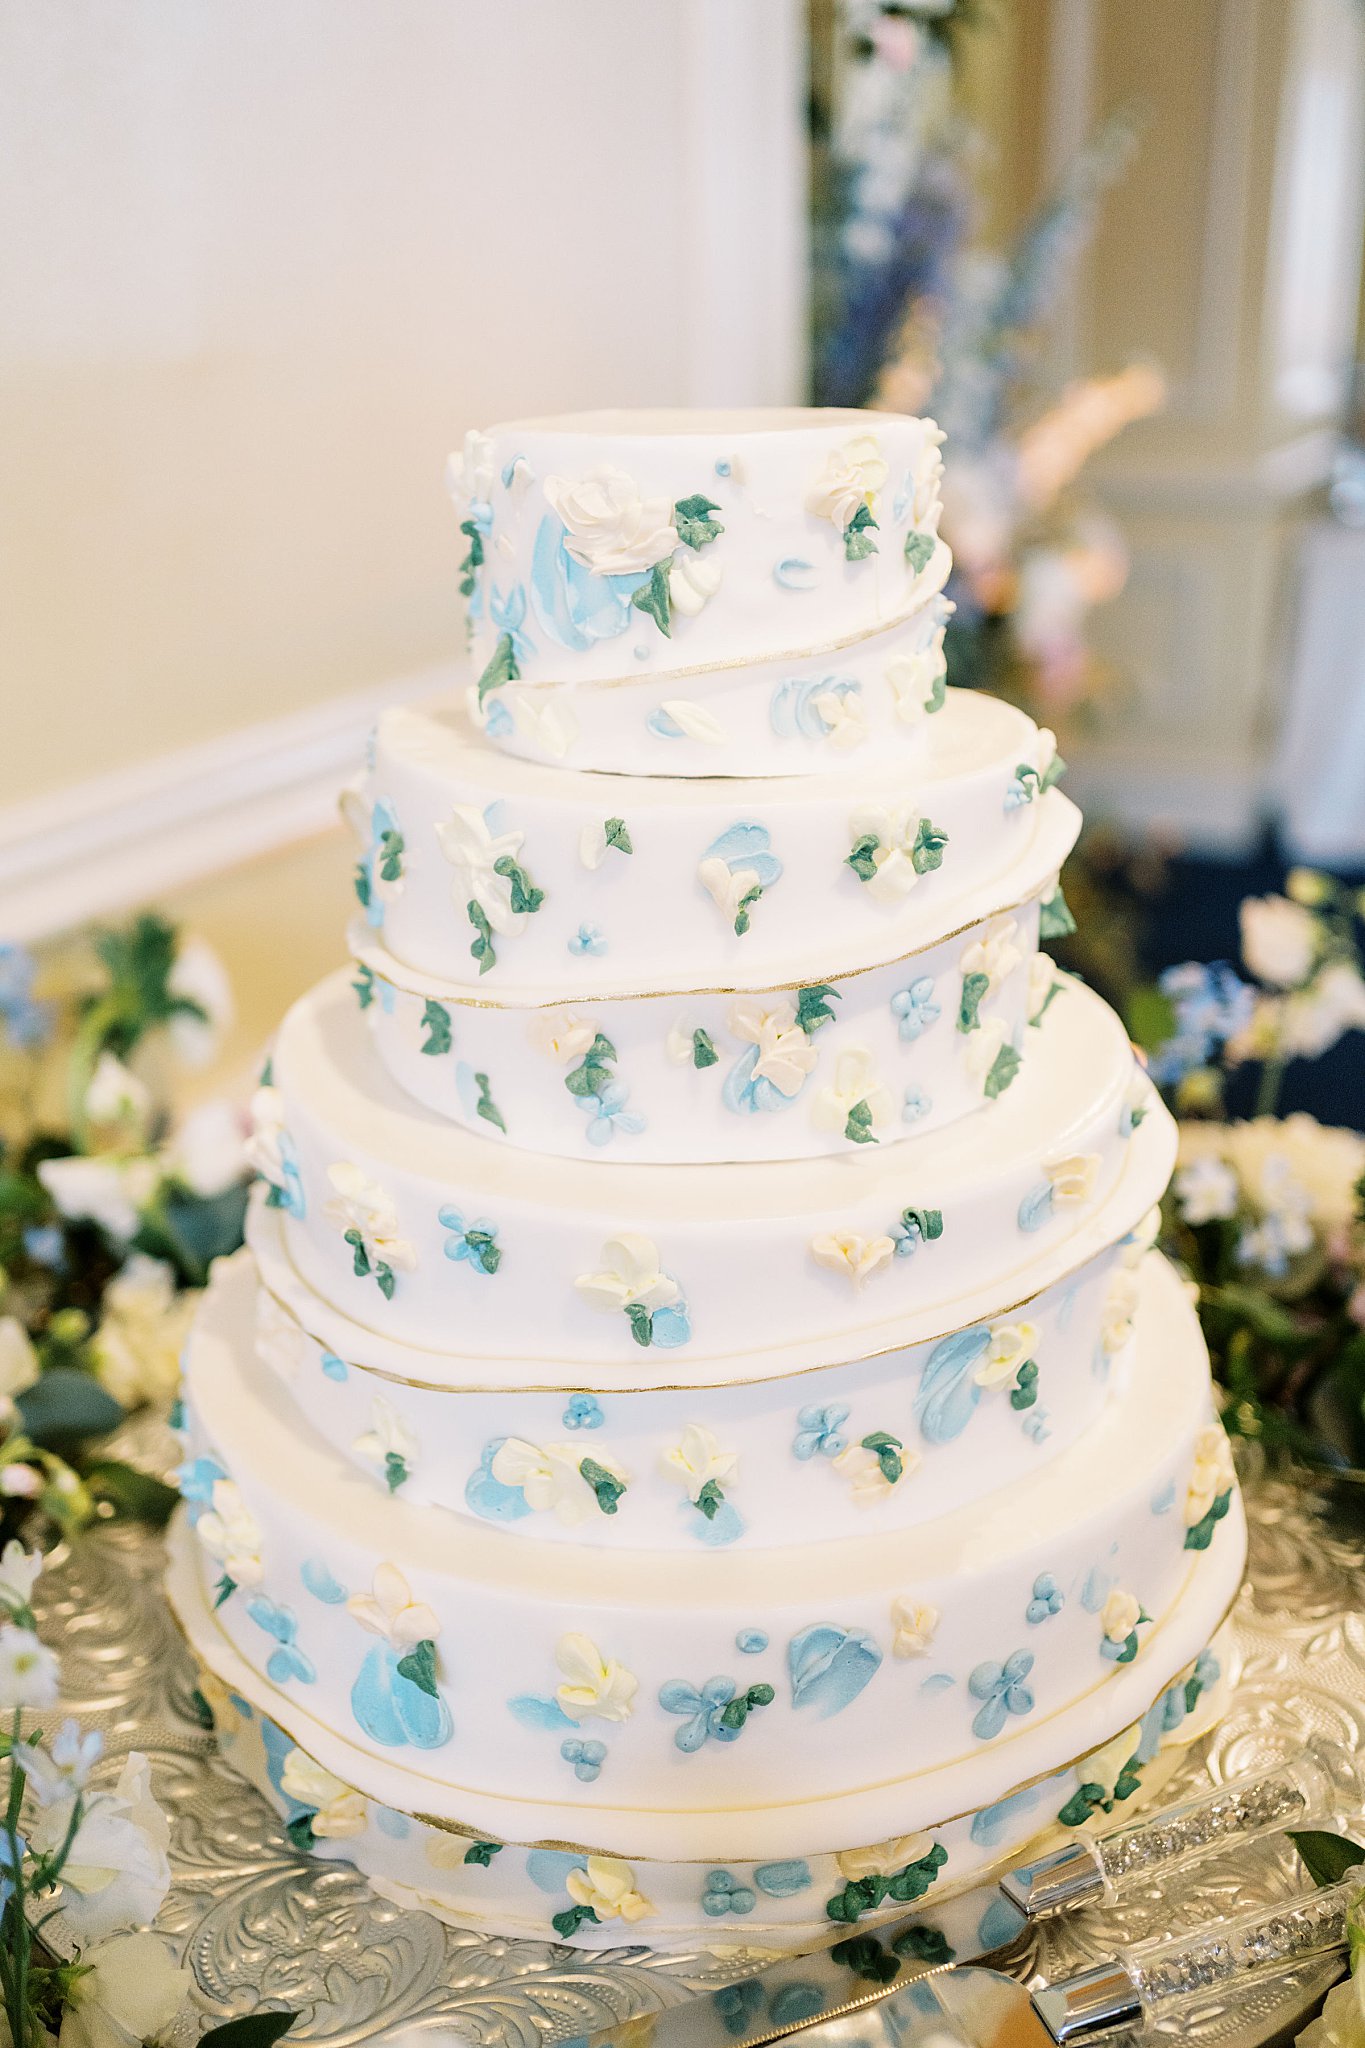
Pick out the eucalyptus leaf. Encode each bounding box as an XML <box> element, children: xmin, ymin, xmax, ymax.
<box><xmin>17</xmin><ymin>1369</ymin><xmax>124</xmax><ymax>1446</ymax></box>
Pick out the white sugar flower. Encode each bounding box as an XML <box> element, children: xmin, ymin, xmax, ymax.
<box><xmin>167</xmin><ymin>935</ymin><xmax>236</xmax><ymax>1069</ymax></box>
<box><xmin>436</xmin><ymin>804</ymin><xmax>533</xmax><ymax>935</ymax></box>
<box><xmin>324</xmin><ymin>1163</ymin><xmax>417</xmax><ymax>1274</ymax></box>
<box><xmin>245</xmin><ymin>1084</ymin><xmax>288</xmax><ymax>1183</ymax></box>
<box><xmin>457</xmin><ymin>428</ymin><xmax>496</xmax><ymax>508</ymax></box>
<box><xmin>1122</xmin><ymin>1205</ymin><xmax>1162</xmax><ymax>1268</ymax></box>
<box><xmin>575</xmin><ymin>1234</ymin><xmax>679</xmax><ymax>1315</ymax></box>
<box><xmin>961</xmin><ymin>919</ymin><xmax>1022</xmax><ymax>996</ymax></box>
<box><xmin>1045</xmin><ymin>1153</ymin><xmax>1101</xmax><ymax>1205</ymax></box>
<box><xmin>1100</xmin><ymin>1271</ymin><xmax>1141</xmax><ymax>1355</ymax></box>
<box><xmin>92</xmin><ymin>1255</ymin><xmax>198</xmax><ymax>1409</ymax></box>
<box><xmin>729</xmin><ymin>999</ymin><xmax>818</xmax><ymax>1097</ymax></box>
<box><xmin>353</xmin><ymin>1397</ymin><xmax>418</xmax><ymax>1481</ymax></box>
<box><xmin>57</xmin><ymin>1928</ymin><xmax>190</xmax><ymax>2048</ymax></box>
<box><xmin>1028</xmin><ymin>952</ymin><xmax>1060</xmax><ymax>1021</ymax></box>
<box><xmin>886</xmin><ymin>637</ymin><xmax>946</xmax><ymax>724</ymax></box>
<box><xmin>37</xmin><ymin>1154</ymin><xmax>160</xmax><ymax>1245</ymax></box>
<box><xmin>974</xmin><ymin>1321</ymin><xmax>1038</xmax><ymax>1390</ymax></box>
<box><xmin>508</xmin><ymin>690</ymin><xmax>579</xmax><ymax>761</ymax></box>
<box><xmin>1174</xmin><ymin>1154</ymin><xmax>1239</xmax><ymax>1226</ymax></box>
<box><xmin>35</xmin><ymin>1752</ymin><xmax>171</xmax><ymax>1941</ymax></box>
<box><xmin>491</xmin><ymin>1438</ymin><xmax>624</xmax><ymax>1525</ymax></box>
<box><xmin>810</xmin><ymin>1231</ymin><xmax>897</xmax><ymax>1288</ymax></box>
<box><xmin>963</xmin><ymin>1014</ymin><xmax>1009</xmax><ymax>1086</ymax></box>
<box><xmin>890</xmin><ymin>1597</ymin><xmax>939</xmax><ymax>1659</ymax></box>
<box><xmin>195</xmin><ymin>1480</ymin><xmax>264</xmax><ymax>1589</ymax></box>
<box><xmin>806</xmin><ymin>434</ymin><xmax>888</xmax><ymax>531</ymax></box>
<box><xmin>347</xmin><ymin>1562</ymin><xmax>439</xmax><ymax>1650</ymax></box>
<box><xmin>661</xmin><ymin>1423</ymin><xmax>737</xmax><ymax>1504</ymax></box>
<box><xmin>1239</xmin><ymin>894</ymin><xmax>1316</xmax><ymax>989</ymax></box>
<box><xmin>698</xmin><ymin>857</ymin><xmax>763</xmax><ymax>928</ymax></box>
<box><xmin>565</xmin><ymin>1853</ymin><xmax>654</xmax><ymax>1923</ymax></box>
<box><xmin>1101</xmin><ymin>1589</ymin><xmax>1141</xmax><ymax>1645</ymax></box>
<box><xmin>812</xmin><ymin>1048</ymin><xmax>895</xmax><ymax>1134</ymax></box>
<box><xmin>831</xmin><ymin>1438</ymin><xmax>919</xmax><ymax>1504</ymax></box>
<box><xmin>1080</xmin><ymin>1722</ymin><xmax>1144</xmax><ymax>1807</ymax></box>
<box><xmin>554</xmin><ymin>1633</ymin><xmax>638</xmax><ymax>1724</ymax></box>
<box><xmin>544</xmin><ymin>465</ymin><xmax>677</xmax><ymax>577</ymax></box>
<box><xmin>0</xmin><ymin>1625</ymin><xmax>58</xmax><ymax>1710</ymax></box>
<box><xmin>669</xmin><ymin>551</ymin><xmax>722</xmax><ymax>617</ymax></box>
<box><xmin>1186</xmin><ymin>1424</ymin><xmax>1235</xmax><ymax>1527</ymax></box>
<box><xmin>836</xmin><ymin>1832</ymin><xmax>935</xmax><ymax>1883</ymax></box>
<box><xmin>165</xmin><ymin>1098</ymin><xmax>246</xmax><ymax>1197</ymax></box>
<box><xmin>813</xmin><ymin>686</ymin><xmax>869</xmax><ymax>750</ymax></box>
<box><xmin>665</xmin><ymin>1016</ymin><xmax>703</xmax><ymax>1065</ymax></box>
<box><xmin>84</xmin><ymin>1052</ymin><xmax>151</xmax><ymax>1131</ymax></box>
<box><xmin>280</xmin><ymin>1749</ymin><xmax>369</xmax><ymax>1839</ymax></box>
<box><xmin>849</xmin><ymin>801</ymin><xmax>925</xmax><ymax>904</ymax></box>
<box><xmin>907</xmin><ymin>426</ymin><xmax>946</xmax><ymax>525</ymax></box>
<box><xmin>528</xmin><ymin>1009</ymin><xmax>598</xmax><ymax>1064</ymax></box>
<box><xmin>579</xmin><ymin>822</ymin><xmax>609</xmax><ymax>870</ymax></box>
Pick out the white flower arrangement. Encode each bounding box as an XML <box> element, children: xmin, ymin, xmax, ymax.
<box><xmin>728</xmin><ymin>999</ymin><xmax>819</xmax><ymax>1097</ymax></box>
<box><xmin>347</xmin><ymin>1562</ymin><xmax>440</xmax><ymax>1651</ymax></box>
<box><xmin>544</xmin><ymin>466</ymin><xmax>677</xmax><ymax>577</ymax></box>
<box><xmin>575</xmin><ymin>1234</ymin><xmax>680</xmax><ymax>1316</ymax></box>
<box><xmin>660</xmin><ymin>1423</ymin><xmax>738</xmax><ymax>1505</ymax></box>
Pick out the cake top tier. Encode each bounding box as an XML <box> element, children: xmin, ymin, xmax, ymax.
<box><xmin>451</xmin><ymin>407</ymin><xmax>948</xmax><ymax>692</ymax></box>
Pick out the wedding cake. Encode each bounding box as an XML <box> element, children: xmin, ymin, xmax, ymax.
<box><xmin>167</xmin><ymin>409</ymin><xmax>1246</xmax><ymax>1952</ymax></box>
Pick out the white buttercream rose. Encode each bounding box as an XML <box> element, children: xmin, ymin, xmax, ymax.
<box><xmin>544</xmin><ymin>465</ymin><xmax>677</xmax><ymax>576</ymax></box>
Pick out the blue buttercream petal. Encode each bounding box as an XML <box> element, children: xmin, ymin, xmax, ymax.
<box><xmin>509</xmin><ymin>1694</ymin><xmax>576</xmax><ymax>1732</ymax></box>
<box><xmin>788</xmin><ymin>1624</ymin><xmax>882</xmax><ymax>1718</ymax></box>
<box><xmin>301</xmin><ymin>1558</ymin><xmax>348</xmax><ymax>1605</ymax></box>
<box><xmin>915</xmin><ymin>1329</ymin><xmax>991</xmax><ymax>1444</ymax></box>
<box><xmin>526</xmin><ymin>1849</ymin><xmax>589</xmax><ymax>1893</ymax></box>
<box><xmin>1018</xmin><ymin>1183</ymin><xmax>1056</xmax><ymax>1232</ymax></box>
<box><xmin>351</xmin><ymin>1643</ymin><xmax>411</xmax><ymax>1747</ymax></box>
<box><xmin>650</xmin><ymin>1304</ymin><xmax>692</xmax><ymax>1349</ymax></box>
<box><xmin>754</xmin><ymin>1859</ymin><xmax>812</xmax><ymax>1898</ymax></box>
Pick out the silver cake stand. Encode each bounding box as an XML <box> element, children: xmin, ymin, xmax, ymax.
<box><xmin>33</xmin><ymin>1425</ymin><xmax>1361</xmax><ymax>2047</ymax></box>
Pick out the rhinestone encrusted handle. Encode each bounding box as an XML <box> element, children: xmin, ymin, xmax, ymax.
<box><xmin>1122</xmin><ymin>1871</ymin><xmax>1362</xmax><ymax>2024</ymax></box>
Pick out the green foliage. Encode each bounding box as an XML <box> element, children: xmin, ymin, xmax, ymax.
<box><xmin>958</xmin><ymin>971</ymin><xmax>990</xmax><ymax>1032</ymax></box>
<box><xmin>985</xmin><ymin>1043</ymin><xmax>1022</xmax><ymax>1098</ymax></box>
<box><xmin>903</xmin><ymin>530</ymin><xmax>936</xmax><ymax>574</ymax></box>
<box><xmin>846</xmin><ymin>833</ymin><xmax>881</xmax><ymax>883</ymax></box>
<box><xmin>717</xmin><ymin>1682</ymin><xmax>775</xmax><ymax>1732</ymax></box>
<box><xmin>473</xmin><ymin>1073</ymin><xmax>506</xmax><ymax>1135</ymax></box>
<box><xmin>861</xmin><ymin>1430</ymin><xmax>904</xmax><ymax>1484</ymax></box>
<box><xmin>796</xmin><ymin>985</ymin><xmax>841</xmax><ymax>1036</ymax></box>
<box><xmin>464</xmin><ymin>1840</ymin><xmax>501</xmax><ymax>1866</ymax></box>
<box><xmin>673</xmin><ymin>494</ymin><xmax>724</xmax><ymax>549</ymax></box>
<box><xmin>198</xmin><ymin>2014</ymin><xmax>299</xmax><ymax>2048</ymax></box>
<box><xmin>579</xmin><ymin>1457</ymin><xmax>626</xmax><ymax>1516</ymax></box>
<box><xmin>492</xmin><ymin>854</ymin><xmax>544</xmax><ymax>917</ymax></box>
<box><xmin>477</xmin><ymin>632</ymin><xmax>519</xmax><ymax>706</ymax></box>
<box><xmin>911</xmin><ymin>818</ymin><xmax>948</xmax><ymax>874</ymax></box>
<box><xmin>631</xmin><ymin>562</ymin><xmax>672</xmax><ymax>635</ymax></box>
<box><xmin>467</xmin><ymin>900</ymin><xmax>496</xmax><ymax>975</ymax></box>
<box><xmin>843</xmin><ymin>503</ymin><xmax>879</xmax><ymax>561</ymax></box>
<box><xmin>830</xmin><ymin>1934</ymin><xmax>900</xmax><ymax>1983</ymax></box>
<box><xmin>420</xmin><ymin>1000</ymin><xmax>452</xmax><ymax>1056</ymax></box>
<box><xmin>691</xmin><ymin>1028</ymin><xmax>718</xmax><ymax>1069</ymax></box>
<box><xmin>396</xmin><ymin>1637</ymin><xmax>439</xmax><ymax>1698</ymax></box>
<box><xmin>565</xmin><ymin>1034</ymin><xmax>617</xmax><ymax>1100</ymax></box>
<box><xmin>82</xmin><ymin>1460</ymin><xmax>180</xmax><ymax>1527</ymax></box>
<box><xmin>603</xmin><ymin>816</ymin><xmax>633</xmax><ymax>855</ymax></box>
<box><xmin>844</xmin><ymin>1099</ymin><xmax>878</xmax><ymax>1145</ymax></box>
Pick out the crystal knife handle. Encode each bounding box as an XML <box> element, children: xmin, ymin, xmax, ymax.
<box><xmin>1033</xmin><ymin>1866</ymin><xmax>1364</xmax><ymax>2044</ymax></box>
<box><xmin>1002</xmin><ymin>1740</ymin><xmax>1365</xmax><ymax>1919</ymax></box>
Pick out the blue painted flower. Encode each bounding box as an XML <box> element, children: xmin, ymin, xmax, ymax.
<box><xmin>245</xmin><ymin>1594</ymin><xmax>316</xmax><ymax>1685</ymax></box>
<box><xmin>792</xmin><ymin>1403</ymin><xmax>850</xmax><ymax>1461</ymax></box>
<box><xmin>530</xmin><ymin>514</ymin><xmax>639</xmax><ymax>652</ymax></box>
<box><xmin>300</xmin><ymin>1558</ymin><xmax>348</xmax><ymax>1604</ymax></box>
<box><xmin>560</xmin><ymin>1737</ymin><xmax>606</xmax><ymax>1782</ymax></box>
<box><xmin>699</xmin><ymin>823</ymin><xmax>783</xmax><ymax>935</ymax></box>
<box><xmin>968</xmin><ymin>1651</ymin><xmax>1035</xmax><ymax>1740</ymax></box>
<box><xmin>1026</xmin><ymin>1574</ymin><xmax>1064</xmax><ymax>1625</ymax></box>
<box><xmin>660</xmin><ymin>1676</ymin><xmax>743</xmax><ymax>1752</ymax></box>
<box><xmin>484</xmin><ymin>698</ymin><xmax>514</xmax><ymax>738</ymax></box>
<box><xmin>562</xmin><ymin>1394</ymin><xmax>603</xmax><ymax>1431</ymax></box>
<box><xmin>176</xmin><ymin>1456</ymin><xmax>227</xmax><ymax>1519</ymax></box>
<box><xmin>902</xmin><ymin>1085</ymin><xmax>932</xmax><ymax>1124</ymax></box>
<box><xmin>735</xmin><ymin>1628</ymin><xmax>769</xmax><ymax>1655</ymax></box>
<box><xmin>890</xmin><ymin>977</ymin><xmax>941</xmax><ymax>1042</ymax></box>
<box><xmin>489</xmin><ymin>581</ymin><xmax>536</xmax><ymax>665</ymax></box>
<box><xmin>769</xmin><ymin>675</ymin><xmax>863</xmax><ymax>745</ymax></box>
<box><xmin>702</xmin><ymin>1869</ymin><xmax>756</xmax><ymax>1917</ymax></box>
<box><xmin>439</xmin><ymin>1209</ymin><xmax>501</xmax><ymax>1275</ymax></box>
<box><xmin>788</xmin><ymin>1625</ymin><xmax>882</xmax><ymax>1718</ymax></box>
<box><xmin>353</xmin><ymin>797</ymin><xmax>403</xmax><ymax>932</ymax></box>
<box><xmin>569</xmin><ymin>923</ymin><xmax>608</xmax><ymax>958</ymax></box>
<box><xmin>465</xmin><ymin>1440</ymin><xmax>534</xmax><ymax>1523</ymax></box>
<box><xmin>0</xmin><ymin>946</ymin><xmax>52</xmax><ymax>1051</ymax></box>
<box><xmin>320</xmin><ymin>1350</ymin><xmax>349</xmax><ymax>1382</ymax></box>
<box><xmin>576</xmin><ymin>1078</ymin><xmax>646</xmax><ymax>1146</ymax></box>
<box><xmin>271</xmin><ymin>1131</ymin><xmax>306</xmax><ymax>1220</ymax></box>
<box><xmin>1021</xmin><ymin>1407</ymin><xmax>1052</xmax><ymax>1444</ymax></box>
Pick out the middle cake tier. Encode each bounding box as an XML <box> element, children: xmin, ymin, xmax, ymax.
<box><xmin>251</xmin><ymin>967</ymin><xmax>1170</xmax><ymax>1377</ymax></box>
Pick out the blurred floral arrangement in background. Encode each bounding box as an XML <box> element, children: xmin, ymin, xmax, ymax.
<box><xmin>0</xmin><ymin>917</ymin><xmax>248</xmax><ymax>1546</ymax></box>
<box><xmin>811</xmin><ymin>0</ymin><xmax>1161</xmax><ymax>718</ymax></box>
<box><xmin>1136</xmin><ymin>872</ymin><xmax>1365</xmax><ymax>1471</ymax></box>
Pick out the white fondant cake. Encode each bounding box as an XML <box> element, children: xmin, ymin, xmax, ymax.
<box><xmin>168</xmin><ymin>408</ymin><xmax>1244</xmax><ymax>1954</ymax></box>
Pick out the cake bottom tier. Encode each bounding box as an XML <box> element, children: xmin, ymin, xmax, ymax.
<box><xmin>171</xmin><ymin>1545</ymin><xmax>1236</xmax><ymax>1952</ymax></box>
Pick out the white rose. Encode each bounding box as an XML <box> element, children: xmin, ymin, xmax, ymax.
<box><xmin>543</xmin><ymin>465</ymin><xmax>677</xmax><ymax>577</ymax></box>
<box><xmin>57</xmin><ymin>1930</ymin><xmax>189</xmax><ymax>2048</ymax></box>
<box><xmin>806</xmin><ymin>434</ymin><xmax>888</xmax><ymax>531</ymax></box>
<box><xmin>0</xmin><ymin>1319</ymin><xmax>38</xmax><ymax>1402</ymax></box>
<box><xmin>35</xmin><ymin>1753</ymin><xmax>172</xmax><ymax>1941</ymax></box>
<box><xmin>661</xmin><ymin>1423</ymin><xmax>737</xmax><ymax>1504</ymax></box>
<box><xmin>975</xmin><ymin>1321</ymin><xmax>1037</xmax><ymax>1389</ymax></box>
<box><xmin>729</xmin><ymin>999</ymin><xmax>817</xmax><ymax>1097</ymax></box>
<box><xmin>92</xmin><ymin>1255</ymin><xmax>199</xmax><ymax>1409</ymax></box>
<box><xmin>1282</xmin><ymin>962</ymin><xmax>1365</xmax><ymax>1058</ymax></box>
<box><xmin>1239</xmin><ymin>894</ymin><xmax>1317</xmax><ymax>989</ymax></box>
<box><xmin>1174</xmin><ymin>1153</ymin><xmax>1239</xmax><ymax>1225</ymax></box>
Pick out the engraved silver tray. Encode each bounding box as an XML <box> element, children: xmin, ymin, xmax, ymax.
<box><xmin>33</xmin><ymin>1428</ymin><xmax>1359</xmax><ymax>2046</ymax></box>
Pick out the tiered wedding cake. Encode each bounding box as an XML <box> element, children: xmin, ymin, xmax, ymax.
<box><xmin>168</xmin><ymin>409</ymin><xmax>1246</xmax><ymax>1952</ymax></box>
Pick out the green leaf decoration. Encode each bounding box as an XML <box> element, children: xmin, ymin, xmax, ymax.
<box><xmin>603</xmin><ymin>816</ymin><xmax>633</xmax><ymax>855</ymax></box>
<box><xmin>718</xmin><ymin>1682</ymin><xmax>775</xmax><ymax>1732</ymax></box>
<box><xmin>420</xmin><ymin>999</ymin><xmax>452</xmax><ymax>1056</ymax></box>
<box><xmin>830</xmin><ymin>1935</ymin><xmax>900</xmax><ymax>1984</ymax></box>
<box><xmin>625</xmin><ymin>1302</ymin><xmax>654</xmax><ymax>1348</ymax></box>
<box><xmin>985</xmin><ymin>1043</ymin><xmax>1023</xmax><ymax>1099</ymax></box>
<box><xmin>1183</xmin><ymin>1488</ymin><xmax>1231</xmax><ymax>1551</ymax></box>
<box><xmin>958</xmin><ymin>972</ymin><xmax>990</xmax><ymax>1033</ymax></box>
<box><xmin>458</xmin><ymin>517</ymin><xmax>484</xmax><ymax>599</ymax></box>
<box><xmin>467</xmin><ymin>900</ymin><xmax>496</xmax><ymax>975</ymax></box>
<box><xmin>396</xmin><ymin>1636</ymin><xmax>439</xmax><ymax>1698</ymax></box>
<box><xmin>826</xmin><ymin>1846</ymin><xmax>945</xmax><ymax>1925</ymax></box>
<box><xmin>893</xmin><ymin>1925</ymin><xmax>954</xmax><ymax>1965</ymax></box>
<box><xmin>579</xmin><ymin>1457</ymin><xmax>627</xmax><ymax>1516</ymax></box>
<box><xmin>1057</xmin><ymin>1780</ymin><xmax>1107</xmax><ymax>1828</ymax></box>
<box><xmin>17</xmin><ymin>1368</ymin><xmax>124</xmax><ymax>1448</ymax></box>
<box><xmin>353</xmin><ymin>964</ymin><xmax>376</xmax><ymax>1010</ymax></box>
<box><xmin>492</xmin><ymin>854</ymin><xmax>544</xmax><ymax>917</ymax></box>
<box><xmin>188</xmin><ymin>1685</ymin><xmax>216</xmax><ymax>1731</ymax></box>
<box><xmin>377</xmin><ymin>829</ymin><xmax>404</xmax><ymax>883</ymax></box>
<box><xmin>1009</xmin><ymin>1359</ymin><xmax>1039</xmax><ymax>1410</ymax></box>
<box><xmin>733</xmin><ymin>883</ymin><xmax>762</xmax><ymax>937</ymax></box>
<box><xmin>903</xmin><ymin>530</ymin><xmax>935</xmax><ymax>575</ymax></box>
<box><xmin>843</xmin><ymin>503</ymin><xmax>879</xmax><ymax>562</ymax></box>
<box><xmin>796</xmin><ymin>985</ymin><xmax>841</xmax><ymax>1036</ymax></box>
<box><xmin>631</xmin><ymin>561</ymin><xmax>672</xmax><ymax>636</ymax></box>
<box><xmin>926</xmin><ymin>669</ymin><xmax>947</xmax><ymax>713</ymax></box>
<box><xmin>1114</xmin><ymin>1758</ymin><xmax>1143</xmax><ymax>1802</ymax></box>
<box><xmin>565</xmin><ymin>1033</ymin><xmax>618</xmax><ymax>1099</ymax></box>
<box><xmin>345</xmin><ymin>1228</ymin><xmax>372</xmax><ymax>1277</ymax></box>
<box><xmin>474</xmin><ymin>1072</ymin><xmax>507</xmax><ymax>1134</ymax></box>
<box><xmin>214</xmin><ymin>1574</ymin><xmax>236</xmax><ymax>1609</ymax></box>
<box><xmin>464</xmin><ymin>1840</ymin><xmax>502</xmax><ymax>1866</ymax></box>
<box><xmin>673</xmin><ymin>494</ymin><xmax>724</xmax><ymax>549</ymax></box>
<box><xmin>376</xmin><ymin>1261</ymin><xmax>396</xmax><ymax>1301</ymax></box>
<box><xmin>692</xmin><ymin>1028</ymin><xmax>719</xmax><ymax>1069</ymax></box>
<box><xmin>477</xmin><ymin>631</ymin><xmax>520</xmax><ymax>707</ymax></box>
<box><xmin>1032</xmin><ymin>977</ymin><xmax>1066</xmax><ymax>1027</ymax></box>
<box><xmin>846</xmin><ymin>833</ymin><xmax>881</xmax><ymax>883</ymax></box>
<box><xmin>552</xmin><ymin>1902</ymin><xmax>599</xmax><ymax>1939</ymax></box>
<box><xmin>463</xmin><ymin>1227</ymin><xmax>501</xmax><ymax>1275</ymax></box>
<box><xmin>1040</xmin><ymin>884</ymin><xmax>1077</xmax><ymax>939</ymax></box>
<box><xmin>285</xmin><ymin>1811</ymin><xmax>317</xmax><ymax>1852</ymax></box>
<box><xmin>197</xmin><ymin>2014</ymin><xmax>299</xmax><ymax>2048</ymax></box>
<box><xmin>862</xmin><ymin>1430</ymin><xmax>904</xmax><ymax>1485</ymax></box>
<box><xmin>911</xmin><ymin>818</ymin><xmax>948</xmax><ymax>874</ymax></box>
<box><xmin>384</xmin><ymin>1451</ymin><xmax>409</xmax><ymax>1494</ymax></box>
<box><xmin>352</xmin><ymin>863</ymin><xmax>372</xmax><ymax>911</ymax></box>
<box><xmin>83</xmin><ymin>1459</ymin><xmax>180</xmax><ymax>1528</ymax></box>
<box><xmin>899</xmin><ymin>1206</ymin><xmax>944</xmax><ymax>1242</ymax></box>
<box><xmin>1041</xmin><ymin>751</ymin><xmax>1067</xmax><ymax>793</ymax></box>
<box><xmin>695</xmin><ymin>1478</ymin><xmax>725</xmax><ymax>1521</ymax></box>
<box><xmin>844</xmin><ymin>1099</ymin><xmax>878</xmax><ymax>1146</ymax></box>
<box><xmin>1289</xmin><ymin>1830</ymin><xmax>1365</xmax><ymax>1888</ymax></box>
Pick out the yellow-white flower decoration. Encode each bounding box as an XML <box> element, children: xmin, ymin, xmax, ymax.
<box><xmin>974</xmin><ymin>1321</ymin><xmax>1038</xmax><ymax>1390</ymax></box>
<box><xmin>565</xmin><ymin>1854</ymin><xmax>655</xmax><ymax>1924</ymax></box>
<box><xmin>890</xmin><ymin>1597</ymin><xmax>939</xmax><ymax>1658</ymax></box>
<box><xmin>810</xmin><ymin>1231</ymin><xmax>897</xmax><ymax>1289</ymax></box>
<box><xmin>554</xmin><ymin>1633</ymin><xmax>638</xmax><ymax>1724</ymax></box>
<box><xmin>728</xmin><ymin>999</ymin><xmax>818</xmax><ymax>1098</ymax></box>
<box><xmin>280</xmin><ymin>1750</ymin><xmax>368</xmax><ymax>1839</ymax></box>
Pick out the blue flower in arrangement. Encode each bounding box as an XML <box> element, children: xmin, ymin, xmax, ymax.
<box><xmin>1025</xmin><ymin>1574</ymin><xmax>1064</xmax><ymax>1625</ymax></box>
<box><xmin>489</xmin><ymin>581</ymin><xmax>536</xmax><ymax>666</ymax></box>
<box><xmin>438</xmin><ymin>1209</ymin><xmax>501</xmax><ymax>1275</ymax></box>
<box><xmin>568</xmin><ymin>923</ymin><xmax>608</xmax><ymax>958</ymax></box>
<box><xmin>559</xmin><ymin>1737</ymin><xmax>606</xmax><ymax>1782</ymax></box>
<box><xmin>562</xmin><ymin>1394</ymin><xmax>604</xmax><ymax>1431</ymax></box>
<box><xmin>575</xmin><ymin>1078</ymin><xmax>647</xmax><ymax>1146</ymax></box>
<box><xmin>968</xmin><ymin>1651</ymin><xmax>1035</xmax><ymax>1740</ymax></box>
<box><xmin>1149</xmin><ymin>961</ymin><xmax>1255</xmax><ymax>1087</ymax></box>
<box><xmin>736</xmin><ymin>1628</ymin><xmax>769</xmax><ymax>1655</ymax></box>
<box><xmin>245</xmin><ymin>1595</ymin><xmax>316</xmax><ymax>1686</ymax></box>
<box><xmin>890</xmin><ymin>977</ymin><xmax>941</xmax><ymax>1042</ymax></box>
<box><xmin>702</xmin><ymin>1869</ymin><xmax>757</xmax><ymax>1917</ymax></box>
<box><xmin>902</xmin><ymin>1085</ymin><xmax>932</xmax><ymax>1125</ymax></box>
<box><xmin>792</xmin><ymin>1403</ymin><xmax>850</xmax><ymax>1461</ymax></box>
